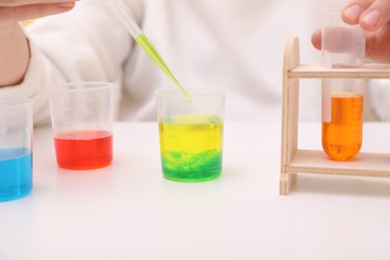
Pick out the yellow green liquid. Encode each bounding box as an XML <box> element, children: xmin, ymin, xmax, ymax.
<box><xmin>159</xmin><ymin>114</ymin><xmax>224</xmax><ymax>182</ymax></box>
<box><xmin>135</xmin><ymin>34</ymin><xmax>191</xmax><ymax>101</ymax></box>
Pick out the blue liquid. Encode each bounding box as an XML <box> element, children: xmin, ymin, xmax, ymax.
<box><xmin>0</xmin><ymin>147</ymin><xmax>32</xmax><ymax>202</ymax></box>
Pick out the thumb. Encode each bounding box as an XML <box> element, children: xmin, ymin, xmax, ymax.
<box><xmin>311</xmin><ymin>28</ymin><xmax>322</xmax><ymax>50</ymax></box>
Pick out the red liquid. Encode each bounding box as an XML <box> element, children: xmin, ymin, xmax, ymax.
<box><xmin>54</xmin><ymin>130</ymin><xmax>113</xmax><ymax>170</ymax></box>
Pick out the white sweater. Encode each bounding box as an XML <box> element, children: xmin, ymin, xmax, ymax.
<box><xmin>1</xmin><ymin>0</ymin><xmax>388</xmax><ymax>124</ymax></box>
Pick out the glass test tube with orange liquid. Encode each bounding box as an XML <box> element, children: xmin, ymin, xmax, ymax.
<box><xmin>321</xmin><ymin>0</ymin><xmax>366</xmax><ymax>161</ymax></box>
<box><xmin>322</xmin><ymin>79</ymin><xmax>364</xmax><ymax>161</ymax></box>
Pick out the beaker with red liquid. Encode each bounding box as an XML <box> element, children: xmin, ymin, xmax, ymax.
<box><xmin>49</xmin><ymin>82</ymin><xmax>114</xmax><ymax>170</ymax></box>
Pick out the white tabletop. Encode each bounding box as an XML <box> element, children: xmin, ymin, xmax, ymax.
<box><xmin>1</xmin><ymin>121</ymin><xmax>390</xmax><ymax>260</ymax></box>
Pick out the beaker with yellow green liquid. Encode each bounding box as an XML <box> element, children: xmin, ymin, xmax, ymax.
<box><xmin>156</xmin><ymin>88</ymin><xmax>226</xmax><ymax>182</ymax></box>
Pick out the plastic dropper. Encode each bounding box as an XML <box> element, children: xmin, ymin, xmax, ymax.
<box><xmin>108</xmin><ymin>0</ymin><xmax>191</xmax><ymax>101</ymax></box>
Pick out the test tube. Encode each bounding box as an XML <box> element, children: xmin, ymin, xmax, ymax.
<box><xmin>321</xmin><ymin>0</ymin><xmax>366</xmax><ymax>161</ymax></box>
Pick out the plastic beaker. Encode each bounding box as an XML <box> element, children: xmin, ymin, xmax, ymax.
<box><xmin>48</xmin><ymin>82</ymin><xmax>114</xmax><ymax>170</ymax></box>
<box><xmin>155</xmin><ymin>87</ymin><xmax>226</xmax><ymax>182</ymax></box>
<box><xmin>0</xmin><ymin>98</ymin><xmax>33</xmax><ymax>201</ymax></box>
<box><xmin>321</xmin><ymin>0</ymin><xmax>366</xmax><ymax>161</ymax></box>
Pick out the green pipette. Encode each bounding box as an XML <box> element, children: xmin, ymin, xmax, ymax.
<box><xmin>108</xmin><ymin>0</ymin><xmax>191</xmax><ymax>101</ymax></box>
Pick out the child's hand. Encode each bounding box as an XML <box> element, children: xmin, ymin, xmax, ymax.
<box><xmin>312</xmin><ymin>0</ymin><xmax>390</xmax><ymax>62</ymax></box>
<box><xmin>0</xmin><ymin>1</ymin><xmax>77</xmax><ymax>28</ymax></box>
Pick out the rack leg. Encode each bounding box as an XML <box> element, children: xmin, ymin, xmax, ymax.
<box><xmin>280</xmin><ymin>172</ymin><xmax>297</xmax><ymax>195</ymax></box>
<box><xmin>280</xmin><ymin>36</ymin><xmax>300</xmax><ymax>195</ymax></box>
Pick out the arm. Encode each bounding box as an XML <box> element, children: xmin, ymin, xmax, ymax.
<box><xmin>0</xmin><ymin>1</ymin><xmax>77</xmax><ymax>87</ymax></box>
<box><xmin>0</xmin><ymin>24</ymin><xmax>29</xmax><ymax>86</ymax></box>
<box><xmin>12</xmin><ymin>0</ymin><xmax>140</xmax><ymax>125</ymax></box>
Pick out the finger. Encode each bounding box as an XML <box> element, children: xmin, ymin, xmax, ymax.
<box><xmin>342</xmin><ymin>0</ymin><xmax>390</xmax><ymax>31</ymax></box>
<box><xmin>0</xmin><ymin>0</ymin><xmax>77</xmax><ymax>7</ymax></box>
<box><xmin>365</xmin><ymin>23</ymin><xmax>390</xmax><ymax>62</ymax></box>
<box><xmin>311</xmin><ymin>28</ymin><xmax>321</xmax><ymax>50</ymax></box>
<box><xmin>342</xmin><ymin>0</ymin><xmax>373</xmax><ymax>25</ymax></box>
<box><xmin>359</xmin><ymin>0</ymin><xmax>390</xmax><ymax>31</ymax></box>
<box><xmin>0</xmin><ymin>2</ymin><xmax>75</xmax><ymax>25</ymax></box>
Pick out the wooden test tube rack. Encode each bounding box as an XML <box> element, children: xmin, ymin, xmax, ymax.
<box><xmin>280</xmin><ymin>36</ymin><xmax>390</xmax><ymax>195</ymax></box>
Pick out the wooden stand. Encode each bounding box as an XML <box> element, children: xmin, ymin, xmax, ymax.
<box><xmin>280</xmin><ymin>37</ymin><xmax>390</xmax><ymax>195</ymax></box>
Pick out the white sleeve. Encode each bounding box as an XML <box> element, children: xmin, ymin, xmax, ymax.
<box><xmin>0</xmin><ymin>0</ymin><xmax>142</xmax><ymax>125</ymax></box>
<box><xmin>368</xmin><ymin>79</ymin><xmax>390</xmax><ymax>121</ymax></box>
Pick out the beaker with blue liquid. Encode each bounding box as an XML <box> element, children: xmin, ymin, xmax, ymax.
<box><xmin>0</xmin><ymin>98</ymin><xmax>33</xmax><ymax>202</ymax></box>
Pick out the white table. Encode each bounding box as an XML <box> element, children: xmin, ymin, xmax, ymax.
<box><xmin>1</xmin><ymin>121</ymin><xmax>390</xmax><ymax>260</ymax></box>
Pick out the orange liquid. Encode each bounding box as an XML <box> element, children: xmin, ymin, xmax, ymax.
<box><xmin>322</xmin><ymin>92</ymin><xmax>363</xmax><ymax>161</ymax></box>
